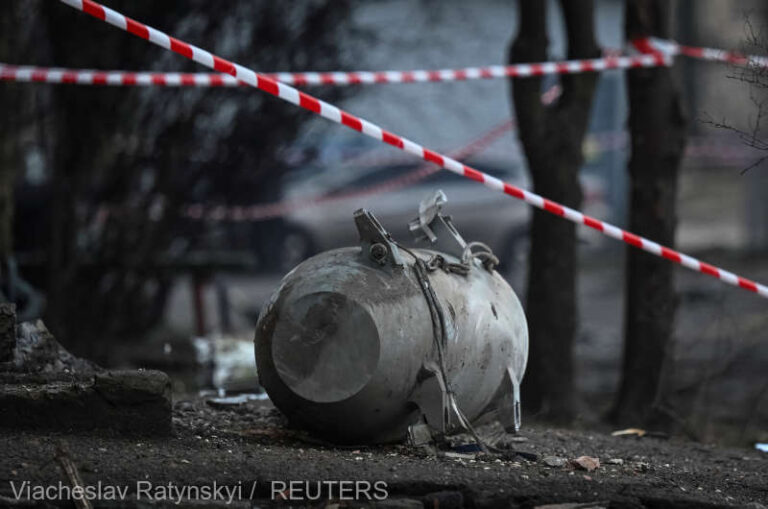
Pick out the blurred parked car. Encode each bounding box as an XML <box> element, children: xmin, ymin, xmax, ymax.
<box><xmin>273</xmin><ymin>157</ymin><xmax>609</xmax><ymax>288</ymax></box>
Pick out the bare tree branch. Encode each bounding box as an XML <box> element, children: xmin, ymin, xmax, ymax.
<box><xmin>706</xmin><ymin>15</ymin><xmax>768</xmax><ymax>173</ymax></box>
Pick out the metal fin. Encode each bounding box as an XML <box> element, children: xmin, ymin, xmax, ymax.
<box><xmin>408</xmin><ymin>361</ymin><xmax>450</xmax><ymax>433</ymax></box>
<box><xmin>496</xmin><ymin>366</ymin><xmax>522</xmax><ymax>433</ymax></box>
<box><xmin>354</xmin><ymin>208</ymin><xmax>404</xmax><ymax>267</ymax></box>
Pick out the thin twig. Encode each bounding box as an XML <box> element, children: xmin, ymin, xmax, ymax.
<box><xmin>702</xmin><ymin>14</ymin><xmax>768</xmax><ymax>173</ymax></box>
<box><xmin>54</xmin><ymin>441</ymin><xmax>93</xmax><ymax>509</ymax></box>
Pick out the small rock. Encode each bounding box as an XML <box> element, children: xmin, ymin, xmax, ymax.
<box><xmin>606</xmin><ymin>458</ymin><xmax>624</xmax><ymax>465</ymax></box>
<box><xmin>542</xmin><ymin>455</ymin><xmax>568</xmax><ymax>468</ymax></box>
<box><xmin>635</xmin><ymin>462</ymin><xmax>650</xmax><ymax>472</ymax></box>
<box><xmin>571</xmin><ymin>456</ymin><xmax>600</xmax><ymax>472</ymax></box>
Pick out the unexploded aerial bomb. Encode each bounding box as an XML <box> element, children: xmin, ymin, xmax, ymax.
<box><xmin>254</xmin><ymin>191</ymin><xmax>528</xmax><ymax>444</ymax></box>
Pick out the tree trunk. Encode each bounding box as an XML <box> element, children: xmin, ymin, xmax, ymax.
<box><xmin>609</xmin><ymin>0</ymin><xmax>687</xmax><ymax>427</ymax></box>
<box><xmin>509</xmin><ymin>0</ymin><xmax>600</xmax><ymax>422</ymax></box>
<box><xmin>0</xmin><ymin>137</ymin><xmax>13</xmax><ymax>268</ymax></box>
<box><xmin>0</xmin><ymin>5</ymin><xmax>21</xmax><ymax>287</ymax></box>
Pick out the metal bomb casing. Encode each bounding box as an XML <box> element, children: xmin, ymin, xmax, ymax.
<box><xmin>254</xmin><ymin>198</ymin><xmax>528</xmax><ymax>444</ymax></box>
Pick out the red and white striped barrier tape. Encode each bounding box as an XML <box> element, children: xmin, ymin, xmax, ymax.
<box><xmin>269</xmin><ymin>55</ymin><xmax>668</xmax><ymax>85</ymax></box>
<box><xmin>678</xmin><ymin>44</ymin><xmax>768</xmax><ymax>67</ymax></box>
<box><xmin>4</xmin><ymin>38</ymin><xmax>766</xmax><ymax>90</ymax></box>
<box><xmin>634</xmin><ymin>37</ymin><xmax>768</xmax><ymax>68</ymax></box>
<box><xmin>57</xmin><ymin>0</ymin><xmax>768</xmax><ymax>299</ymax></box>
<box><xmin>0</xmin><ymin>54</ymin><xmax>667</xmax><ymax>88</ymax></box>
<box><xmin>0</xmin><ymin>63</ymin><xmax>243</xmax><ymax>87</ymax></box>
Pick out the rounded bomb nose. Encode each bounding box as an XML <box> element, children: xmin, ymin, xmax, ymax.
<box><xmin>271</xmin><ymin>291</ymin><xmax>380</xmax><ymax>403</ymax></box>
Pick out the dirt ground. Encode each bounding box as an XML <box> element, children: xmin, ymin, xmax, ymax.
<box><xmin>0</xmin><ymin>397</ymin><xmax>765</xmax><ymax>508</ymax></box>
<box><xmin>4</xmin><ymin>167</ymin><xmax>766</xmax><ymax>508</ymax></box>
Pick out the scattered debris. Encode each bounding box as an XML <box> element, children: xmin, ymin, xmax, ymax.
<box><xmin>1</xmin><ymin>392</ymin><xmax>765</xmax><ymax>507</ymax></box>
<box><xmin>193</xmin><ymin>333</ymin><xmax>261</xmax><ymax>393</ymax></box>
<box><xmin>542</xmin><ymin>455</ymin><xmax>569</xmax><ymax>468</ymax></box>
<box><xmin>205</xmin><ymin>392</ymin><xmax>268</xmax><ymax>408</ymax></box>
<box><xmin>571</xmin><ymin>456</ymin><xmax>600</xmax><ymax>472</ymax></box>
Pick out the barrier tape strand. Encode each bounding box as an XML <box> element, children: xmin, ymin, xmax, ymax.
<box><xmin>634</xmin><ymin>37</ymin><xmax>768</xmax><ymax>68</ymax></box>
<box><xmin>4</xmin><ymin>39</ymin><xmax>766</xmax><ymax>89</ymax></box>
<box><xmin>0</xmin><ymin>55</ymin><xmax>665</xmax><ymax>88</ymax></box>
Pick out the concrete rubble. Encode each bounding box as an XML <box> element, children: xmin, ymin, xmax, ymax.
<box><xmin>0</xmin><ymin>306</ymin><xmax>171</xmax><ymax>435</ymax></box>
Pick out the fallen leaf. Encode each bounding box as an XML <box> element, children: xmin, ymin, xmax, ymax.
<box><xmin>611</xmin><ymin>428</ymin><xmax>646</xmax><ymax>437</ymax></box>
<box><xmin>571</xmin><ymin>456</ymin><xmax>600</xmax><ymax>472</ymax></box>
